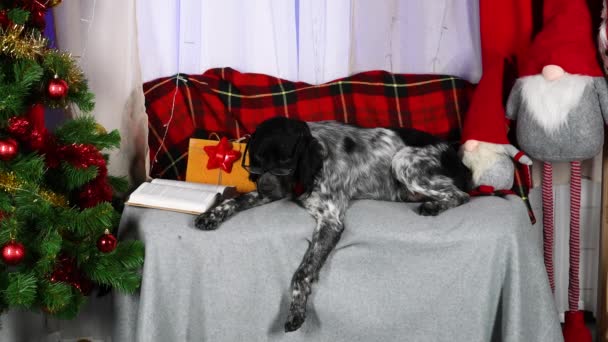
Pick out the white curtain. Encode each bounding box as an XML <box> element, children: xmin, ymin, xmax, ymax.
<box><xmin>137</xmin><ymin>0</ymin><xmax>482</xmax><ymax>84</ymax></box>
<box><xmin>54</xmin><ymin>0</ymin><xmax>149</xmax><ymax>187</ymax></box>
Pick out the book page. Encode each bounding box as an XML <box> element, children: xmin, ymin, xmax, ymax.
<box><xmin>126</xmin><ymin>182</ymin><xmax>220</xmax><ymax>214</ymax></box>
<box><xmin>150</xmin><ymin>178</ymin><xmax>238</xmax><ymax>197</ymax></box>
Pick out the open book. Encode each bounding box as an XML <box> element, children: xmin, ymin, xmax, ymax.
<box><xmin>126</xmin><ymin>179</ymin><xmax>238</xmax><ymax>215</ymax></box>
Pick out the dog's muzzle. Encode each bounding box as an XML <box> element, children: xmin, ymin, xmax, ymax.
<box><xmin>256</xmin><ymin>173</ymin><xmax>291</xmax><ymax>199</ymax></box>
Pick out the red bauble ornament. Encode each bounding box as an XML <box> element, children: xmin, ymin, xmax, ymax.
<box><xmin>2</xmin><ymin>240</ymin><xmax>25</xmax><ymax>265</ymax></box>
<box><xmin>78</xmin><ymin>178</ymin><xmax>113</xmax><ymax>209</ymax></box>
<box><xmin>28</xmin><ymin>128</ymin><xmax>47</xmax><ymax>150</ymax></box>
<box><xmin>0</xmin><ymin>138</ymin><xmax>18</xmax><ymax>161</ymax></box>
<box><xmin>203</xmin><ymin>137</ymin><xmax>242</xmax><ymax>173</ymax></box>
<box><xmin>71</xmin><ymin>276</ymin><xmax>93</xmax><ymax>296</ymax></box>
<box><xmin>30</xmin><ymin>10</ymin><xmax>46</xmax><ymax>30</ymax></box>
<box><xmin>97</xmin><ymin>229</ymin><xmax>117</xmax><ymax>253</ymax></box>
<box><xmin>47</xmin><ymin>78</ymin><xmax>69</xmax><ymax>99</ymax></box>
<box><xmin>0</xmin><ymin>10</ymin><xmax>9</xmax><ymax>28</ymax></box>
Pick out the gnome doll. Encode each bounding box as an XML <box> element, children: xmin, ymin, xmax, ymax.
<box><xmin>460</xmin><ymin>58</ymin><xmax>533</xmax><ymax>195</ymax></box>
<box><xmin>459</xmin><ymin>0</ymin><xmax>534</xmax><ymax>197</ymax></box>
<box><xmin>600</xmin><ymin>0</ymin><xmax>608</xmax><ymax>74</ymax></box>
<box><xmin>506</xmin><ymin>0</ymin><xmax>608</xmax><ymax>340</ymax></box>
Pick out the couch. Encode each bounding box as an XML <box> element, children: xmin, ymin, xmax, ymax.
<box><xmin>112</xmin><ymin>68</ymin><xmax>562</xmax><ymax>341</ymax></box>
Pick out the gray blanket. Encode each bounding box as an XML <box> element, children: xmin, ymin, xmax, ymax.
<box><xmin>113</xmin><ymin>196</ymin><xmax>562</xmax><ymax>342</ymax></box>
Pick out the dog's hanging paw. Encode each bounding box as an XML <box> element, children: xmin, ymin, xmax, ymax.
<box><xmin>194</xmin><ymin>210</ymin><xmax>225</xmax><ymax>230</ymax></box>
<box><xmin>284</xmin><ymin>306</ymin><xmax>306</xmax><ymax>332</ymax></box>
<box><xmin>418</xmin><ymin>201</ymin><xmax>444</xmax><ymax>216</ymax></box>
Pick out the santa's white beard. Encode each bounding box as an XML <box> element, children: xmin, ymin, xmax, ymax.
<box><xmin>520</xmin><ymin>73</ymin><xmax>592</xmax><ymax>134</ymax></box>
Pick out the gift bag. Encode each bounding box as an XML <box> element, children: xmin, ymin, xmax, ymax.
<box><xmin>186</xmin><ymin>137</ymin><xmax>256</xmax><ymax>193</ymax></box>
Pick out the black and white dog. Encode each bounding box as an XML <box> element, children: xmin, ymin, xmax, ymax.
<box><xmin>194</xmin><ymin>117</ymin><xmax>472</xmax><ymax>332</ymax></box>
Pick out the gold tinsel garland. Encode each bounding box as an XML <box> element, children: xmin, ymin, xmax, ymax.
<box><xmin>0</xmin><ymin>171</ymin><xmax>68</xmax><ymax>208</ymax></box>
<box><xmin>0</xmin><ymin>25</ymin><xmax>47</xmax><ymax>60</ymax></box>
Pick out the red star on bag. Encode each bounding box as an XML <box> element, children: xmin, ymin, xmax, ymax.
<box><xmin>203</xmin><ymin>137</ymin><xmax>242</xmax><ymax>173</ymax></box>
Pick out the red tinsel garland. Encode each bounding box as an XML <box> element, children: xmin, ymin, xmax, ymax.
<box><xmin>7</xmin><ymin>114</ymin><xmax>113</xmax><ymax>208</ymax></box>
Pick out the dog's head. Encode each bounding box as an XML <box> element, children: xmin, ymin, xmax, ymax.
<box><xmin>243</xmin><ymin>117</ymin><xmax>323</xmax><ymax>199</ymax></box>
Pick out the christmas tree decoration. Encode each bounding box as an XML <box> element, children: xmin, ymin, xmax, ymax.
<box><xmin>47</xmin><ymin>0</ymin><xmax>64</xmax><ymax>7</ymax></box>
<box><xmin>29</xmin><ymin>10</ymin><xmax>45</xmax><ymax>30</ymax></box>
<box><xmin>0</xmin><ymin>10</ymin><xmax>9</xmax><ymax>28</ymax></box>
<box><xmin>2</xmin><ymin>240</ymin><xmax>25</xmax><ymax>265</ymax></box>
<box><xmin>0</xmin><ymin>24</ymin><xmax>47</xmax><ymax>60</ymax></box>
<box><xmin>97</xmin><ymin>229</ymin><xmax>117</xmax><ymax>253</ymax></box>
<box><xmin>0</xmin><ymin>138</ymin><xmax>18</xmax><ymax>161</ymax></box>
<box><xmin>0</xmin><ymin>1</ymin><xmax>143</xmax><ymax>320</ymax></box>
<box><xmin>203</xmin><ymin>137</ymin><xmax>242</xmax><ymax>173</ymax></box>
<box><xmin>26</xmin><ymin>103</ymin><xmax>45</xmax><ymax>131</ymax></box>
<box><xmin>48</xmin><ymin>255</ymin><xmax>93</xmax><ymax>296</ymax></box>
<box><xmin>47</xmin><ymin>77</ymin><xmax>69</xmax><ymax>100</ymax></box>
<box><xmin>95</xmin><ymin>123</ymin><xmax>107</xmax><ymax>135</ymax></box>
<box><xmin>7</xmin><ymin>116</ymin><xmax>32</xmax><ymax>137</ymax></box>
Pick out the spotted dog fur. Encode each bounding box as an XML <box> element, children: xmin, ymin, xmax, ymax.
<box><xmin>194</xmin><ymin>117</ymin><xmax>472</xmax><ymax>332</ymax></box>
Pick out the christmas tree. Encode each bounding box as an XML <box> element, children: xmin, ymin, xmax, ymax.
<box><xmin>0</xmin><ymin>0</ymin><xmax>144</xmax><ymax>319</ymax></box>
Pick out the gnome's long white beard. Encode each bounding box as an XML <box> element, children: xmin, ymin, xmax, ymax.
<box><xmin>520</xmin><ymin>73</ymin><xmax>592</xmax><ymax>134</ymax></box>
<box><xmin>460</xmin><ymin>142</ymin><xmax>504</xmax><ymax>185</ymax></box>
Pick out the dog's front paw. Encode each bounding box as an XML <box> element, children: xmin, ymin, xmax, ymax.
<box><xmin>194</xmin><ymin>210</ymin><xmax>225</xmax><ymax>230</ymax></box>
<box><xmin>418</xmin><ymin>201</ymin><xmax>443</xmax><ymax>216</ymax></box>
<box><xmin>284</xmin><ymin>303</ymin><xmax>306</xmax><ymax>332</ymax></box>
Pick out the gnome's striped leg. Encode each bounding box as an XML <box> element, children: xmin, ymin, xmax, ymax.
<box><xmin>568</xmin><ymin>161</ymin><xmax>582</xmax><ymax>311</ymax></box>
<box><xmin>542</xmin><ymin>162</ymin><xmax>555</xmax><ymax>292</ymax></box>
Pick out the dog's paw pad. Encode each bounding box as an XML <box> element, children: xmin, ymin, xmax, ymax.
<box><xmin>194</xmin><ymin>211</ymin><xmax>222</xmax><ymax>230</ymax></box>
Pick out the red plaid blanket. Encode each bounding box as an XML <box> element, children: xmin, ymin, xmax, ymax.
<box><xmin>143</xmin><ymin>68</ymin><xmax>534</xmax><ymax>221</ymax></box>
<box><xmin>144</xmin><ymin>68</ymin><xmax>474</xmax><ymax>180</ymax></box>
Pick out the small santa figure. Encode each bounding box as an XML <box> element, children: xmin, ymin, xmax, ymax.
<box><xmin>459</xmin><ymin>0</ymin><xmax>535</xmax><ymax>212</ymax></box>
<box><xmin>506</xmin><ymin>0</ymin><xmax>608</xmax><ymax>340</ymax></box>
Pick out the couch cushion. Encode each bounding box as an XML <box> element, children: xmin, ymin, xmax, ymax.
<box><xmin>143</xmin><ymin>68</ymin><xmax>475</xmax><ymax>180</ymax></box>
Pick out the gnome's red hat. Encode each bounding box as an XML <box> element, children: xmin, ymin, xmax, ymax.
<box><xmin>519</xmin><ymin>0</ymin><xmax>604</xmax><ymax>77</ymax></box>
<box><xmin>460</xmin><ymin>0</ymin><xmax>533</xmax><ymax>144</ymax></box>
<box><xmin>461</xmin><ymin>57</ymin><xmax>511</xmax><ymax>144</ymax></box>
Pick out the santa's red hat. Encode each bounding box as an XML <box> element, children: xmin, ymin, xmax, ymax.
<box><xmin>460</xmin><ymin>0</ymin><xmax>533</xmax><ymax>144</ymax></box>
<box><xmin>519</xmin><ymin>0</ymin><xmax>603</xmax><ymax>77</ymax></box>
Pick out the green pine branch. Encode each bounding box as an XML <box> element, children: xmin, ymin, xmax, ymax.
<box><xmin>7</xmin><ymin>9</ymin><xmax>29</xmax><ymax>25</ymax></box>
<box><xmin>54</xmin><ymin>115</ymin><xmax>121</xmax><ymax>150</ymax></box>
<box><xmin>4</xmin><ymin>271</ymin><xmax>37</xmax><ymax>308</ymax></box>
<box><xmin>108</xmin><ymin>175</ymin><xmax>129</xmax><ymax>193</ymax></box>
<box><xmin>8</xmin><ymin>153</ymin><xmax>46</xmax><ymax>185</ymax></box>
<box><xmin>81</xmin><ymin>240</ymin><xmax>144</xmax><ymax>293</ymax></box>
<box><xmin>52</xmin><ymin>291</ymin><xmax>85</xmax><ymax>320</ymax></box>
<box><xmin>38</xmin><ymin>280</ymin><xmax>74</xmax><ymax>314</ymax></box>
<box><xmin>60</xmin><ymin>162</ymin><xmax>98</xmax><ymax>191</ymax></box>
<box><xmin>59</xmin><ymin>203</ymin><xmax>119</xmax><ymax>236</ymax></box>
<box><xmin>0</xmin><ymin>59</ymin><xmax>43</xmax><ymax>120</ymax></box>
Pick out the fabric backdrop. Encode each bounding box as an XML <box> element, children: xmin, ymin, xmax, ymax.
<box><xmin>53</xmin><ymin>0</ymin><xmax>149</xmax><ymax>188</ymax></box>
<box><xmin>136</xmin><ymin>0</ymin><xmax>482</xmax><ymax>85</ymax></box>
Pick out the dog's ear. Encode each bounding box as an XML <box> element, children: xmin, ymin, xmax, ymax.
<box><xmin>244</xmin><ymin>132</ymin><xmax>259</xmax><ymax>182</ymax></box>
<box><xmin>295</xmin><ymin>136</ymin><xmax>323</xmax><ymax>193</ymax></box>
